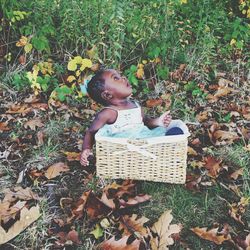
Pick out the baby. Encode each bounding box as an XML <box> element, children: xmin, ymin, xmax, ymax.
<box><xmin>80</xmin><ymin>69</ymin><xmax>183</xmax><ymax>166</ymax></box>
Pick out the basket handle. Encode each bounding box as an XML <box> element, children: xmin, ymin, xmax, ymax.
<box><xmin>112</xmin><ymin>141</ymin><xmax>157</xmax><ymax>159</ymax></box>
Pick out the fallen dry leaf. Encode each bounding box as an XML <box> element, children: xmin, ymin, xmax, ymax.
<box><xmin>208</xmin><ymin>123</ymin><xmax>239</xmax><ymax>146</ymax></box>
<box><xmin>6</xmin><ymin>104</ymin><xmax>32</xmax><ymax>116</ymax></box>
<box><xmin>241</xmin><ymin>127</ymin><xmax>250</xmax><ymax>140</ymax></box>
<box><xmin>37</xmin><ymin>130</ymin><xmax>45</xmax><ymax>146</ymax></box>
<box><xmin>24</xmin><ymin>118</ymin><xmax>44</xmax><ymax>130</ymax></box>
<box><xmin>229</xmin><ymin>197</ymin><xmax>249</xmax><ymax>225</ymax></box>
<box><xmin>0</xmin><ymin>205</ymin><xmax>40</xmax><ymax>244</ymax></box>
<box><xmin>56</xmin><ymin>229</ymin><xmax>81</xmax><ymax>246</ymax></box>
<box><xmin>189</xmin><ymin>160</ymin><xmax>204</xmax><ymax>169</ymax></box>
<box><xmin>85</xmin><ymin>192</ymin><xmax>112</xmax><ymax>219</ymax></box>
<box><xmin>0</xmin><ymin>200</ymin><xmax>27</xmax><ymax>224</ymax></box>
<box><xmin>191</xmin><ymin>226</ymin><xmax>232</xmax><ymax>245</ymax></box>
<box><xmin>119</xmin><ymin>194</ymin><xmax>151</xmax><ymax>208</ymax></box>
<box><xmin>187</xmin><ymin>146</ymin><xmax>198</xmax><ymax>156</ymax></box>
<box><xmin>151</xmin><ymin>210</ymin><xmax>181</xmax><ymax>250</ymax></box>
<box><xmin>103</xmin><ymin>180</ymin><xmax>136</xmax><ymax>199</ymax></box>
<box><xmin>31</xmin><ymin>103</ymin><xmax>48</xmax><ymax>110</ymax></box>
<box><xmin>44</xmin><ymin>162</ymin><xmax>69</xmax><ymax>179</ymax></box>
<box><xmin>24</xmin><ymin>94</ymin><xmax>40</xmax><ymax>104</ymax></box>
<box><xmin>69</xmin><ymin>191</ymin><xmax>111</xmax><ymax>221</ymax></box>
<box><xmin>204</xmin><ymin>156</ymin><xmax>223</xmax><ymax>178</ymax></box>
<box><xmin>170</xmin><ymin>64</ymin><xmax>186</xmax><ymax>80</ymax></box>
<box><xmin>233</xmin><ymin>233</ymin><xmax>250</xmax><ymax>250</ymax></box>
<box><xmin>214</xmin><ymin>86</ymin><xmax>234</xmax><ymax>98</ymax></box>
<box><xmin>196</xmin><ymin>111</ymin><xmax>209</xmax><ymax>122</ymax></box>
<box><xmin>185</xmin><ymin>174</ymin><xmax>202</xmax><ymax>192</ymax></box>
<box><xmin>119</xmin><ymin>214</ymin><xmax>149</xmax><ymax>236</ymax></box>
<box><xmin>218</xmin><ymin>78</ymin><xmax>234</xmax><ymax>87</ymax></box>
<box><xmin>146</xmin><ymin>99</ymin><xmax>163</xmax><ymax>108</ymax></box>
<box><xmin>3</xmin><ymin>186</ymin><xmax>39</xmax><ymax>203</ymax></box>
<box><xmin>100</xmin><ymin>235</ymin><xmax>142</xmax><ymax>250</ymax></box>
<box><xmin>63</xmin><ymin>151</ymin><xmax>81</xmax><ymax>161</ymax></box>
<box><xmin>229</xmin><ymin>168</ymin><xmax>244</xmax><ymax>180</ymax></box>
<box><xmin>0</xmin><ymin>122</ymin><xmax>11</xmax><ymax>131</ymax></box>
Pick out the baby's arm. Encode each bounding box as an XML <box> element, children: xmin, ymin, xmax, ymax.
<box><xmin>142</xmin><ymin>109</ymin><xmax>172</xmax><ymax>129</ymax></box>
<box><xmin>80</xmin><ymin>109</ymin><xmax>117</xmax><ymax>166</ymax></box>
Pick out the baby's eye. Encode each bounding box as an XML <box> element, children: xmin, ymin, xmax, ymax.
<box><xmin>114</xmin><ymin>76</ymin><xmax>119</xmax><ymax>80</ymax></box>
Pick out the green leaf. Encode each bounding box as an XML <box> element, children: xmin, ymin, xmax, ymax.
<box><xmin>58</xmin><ymin>92</ymin><xmax>66</xmax><ymax>101</ymax></box>
<box><xmin>90</xmin><ymin>224</ymin><xmax>103</xmax><ymax>239</ymax></box>
<box><xmin>60</xmin><ymin>85</ymin><xmax>72</xmax><ymax>94</ymax></box>
<box><xmin>157</xmin><ymin>65</ymin><xmax>169</xmax><ymax>80</ymax></box>
<box><xmin>192</xmin><ymin>89</ymin><xmax>203</xmax><ymax>96</ymax></box>
<box><xmin>32</xmin><ymin>36</ymin><xmax>48</xmax><ymax>51</ymax></box>
<box><xmin>223</xmin><ymin>113</ymin><xmax>231</xmax><ymax>123</ymax></box>
<box><xmin>24</xmin><ymin>43</ymin><xmax>32</xmax><ymax>53</ymax></box>
<box><xmin>129</xmin><ymin>74</ymin><xmax>138</xmax><ymax>86</ymax></box>
<box><xmin>130</xmin><ymin>65</ymin><xmax>137</xmax><ymax>72</ymax></box>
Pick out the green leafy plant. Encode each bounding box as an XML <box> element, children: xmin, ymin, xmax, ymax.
<box><xmin>125</xmin><ymin>65</ymin><xmax>138</xmax><ymax>87</ymax></box>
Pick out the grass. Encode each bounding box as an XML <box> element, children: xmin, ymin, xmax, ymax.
<box><xmin>215</xmin><ymin>143</ymin><xmax>250</xmax><ymax>196</ymax></box>
<box><xmin>139</xmin><ymin>181</ymin><xmax>248</xmax><ymax>249</ymax></box>
<box><xmin>0</xmin><ymin>163</ymin><xmax>16</xmax><ymax>194</ymax></box>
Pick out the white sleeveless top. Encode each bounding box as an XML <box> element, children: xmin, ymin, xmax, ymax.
<box><xmin>97</xmin><ymin>101</ymin><xmax>166</xmax><ymax>138</ymax></box>
<box><xmin>102</xmin><ymin>101</ymin><xmax>144</xmax><ymax>135</ymax></box>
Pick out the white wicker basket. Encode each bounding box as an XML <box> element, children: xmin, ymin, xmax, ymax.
<box><xmin>95</xmin><ymin>120</ymin><xmax>190</xmax><ymax>184</ymax></box>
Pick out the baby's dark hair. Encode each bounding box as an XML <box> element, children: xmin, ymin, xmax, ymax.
<box><xmin>87</xmin><ymin>69</ymin><xmax>107</xmax><ymax>106</ymax></box>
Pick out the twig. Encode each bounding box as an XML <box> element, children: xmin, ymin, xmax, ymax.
<box><xmin>184</xmin><ymin>121</ymin><xmax>201</xmax><ymax>126</ymax></box>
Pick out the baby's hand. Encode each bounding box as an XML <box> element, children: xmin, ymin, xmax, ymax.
<box><xmin>157</xmin><ymin>111</ymin><xmax>172</xmax><ymax>127</ymax></box>
<box><xmin>80</xmin><ymin>149</ymin><xmax>93</xmax><ymax>166</ymax></box>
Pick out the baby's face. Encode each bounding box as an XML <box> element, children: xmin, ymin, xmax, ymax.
<box><xmin>102</xmin><ymin>69</ymin><xmax>132</xmax><ymax>98</ymax></box>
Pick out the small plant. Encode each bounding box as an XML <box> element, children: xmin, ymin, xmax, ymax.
<box><xmin>26</xmin><ymin>60</ymin><xmax>59</xmax><ymax>95</ymax></box>
<box><xmin>184</xmin><ymin>81</ymin><xmax>207</xmax><ymax>99</ymax></box>
<box><xmin>11</xmin><ymin>72</ymin><xmax>30</xmax><ymax>90</ymax></box>
<box><xmin>124</xmin><ymin>65</ymin><xmax>138</xmax><ymax>87</ymax></box>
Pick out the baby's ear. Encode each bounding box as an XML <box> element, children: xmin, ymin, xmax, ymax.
<box><xmin>101</xmin><ymin>91</ymin><xmax>112</xmax><ymax>101</ymax></box>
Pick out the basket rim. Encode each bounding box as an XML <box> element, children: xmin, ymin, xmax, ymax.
<box><xmin>95</xmin><ymin>119</ymin><xmax>190</xmax><ymax>144</ymax></box>
<box><xmin>95</xmin><ymin>132</ymin><xmax>190</xmax><ymax>144</ymax></box>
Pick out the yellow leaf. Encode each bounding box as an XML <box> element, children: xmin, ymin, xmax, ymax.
<box><xmin>67</xmin><ymin>59</ymin><xmax>77</xmax><ymax>71</ymax></box>
<box><xmin>136</xmin><ymin>68</ymin><xmax>144</xmax><ymax>79</ymax></box>
<box><xmin>230</xmin><ymin>39</ymin><xmax>236</xmax><ymax>46</ymax></box>
<box><xmin>154</xmin><ymin>57</ymin><xmax>161</xmax><ymax>63</ymax></box>
<box><xmin>76</xmin><ymin>69</ymin><xmax>81</xmax><ymax>76</ymax></box>
<box><xmin>74</xmin><ymin>56</ymin><xmax>83</xmax><ymax>64</ymax></box>
<box><xmin>181</xmin><ymin>0</ymin><xmax>187</xmax><ymax>4</ymax></box>
<box><xmin>16</xmin><ymin>36</ymin><xmax>28</xmax><ymax>47</ymax></box>
<box><xmin>67</xmin><ymin>75</ymin><xmax>76</xmax><ymax>83</ymax></box>
<box><xmin>24</xmin><ymin>43</ymin><xmax>32</xmax><ymax>53</ymax></box>
<box><xmin>80</xmin><ymin>58</ymin><xmax>92</xmax><ymax>71</ymax></box>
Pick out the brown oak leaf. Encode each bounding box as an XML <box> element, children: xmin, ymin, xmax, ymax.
<box><xmin>44</xmin><ymin>162</ymin><xmax>69</xmax><ymax>179</ymax></box>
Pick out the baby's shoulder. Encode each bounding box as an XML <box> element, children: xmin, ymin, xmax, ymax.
<box><xmin>97</xmin><ymin>108</ymin><xmax>117</xmax><ymax>124</ymax></box>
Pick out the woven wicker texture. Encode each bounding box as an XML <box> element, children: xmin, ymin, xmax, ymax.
<box><xmin>96</xmin><ymin>136</ymin><xmax>188</xmax><ymax>184</ymax></box>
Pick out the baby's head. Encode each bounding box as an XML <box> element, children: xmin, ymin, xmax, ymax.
<box><xmin>87</xmin><ymin>69</ymin><xmax>132</xmax><ymax>106</ymax></box>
